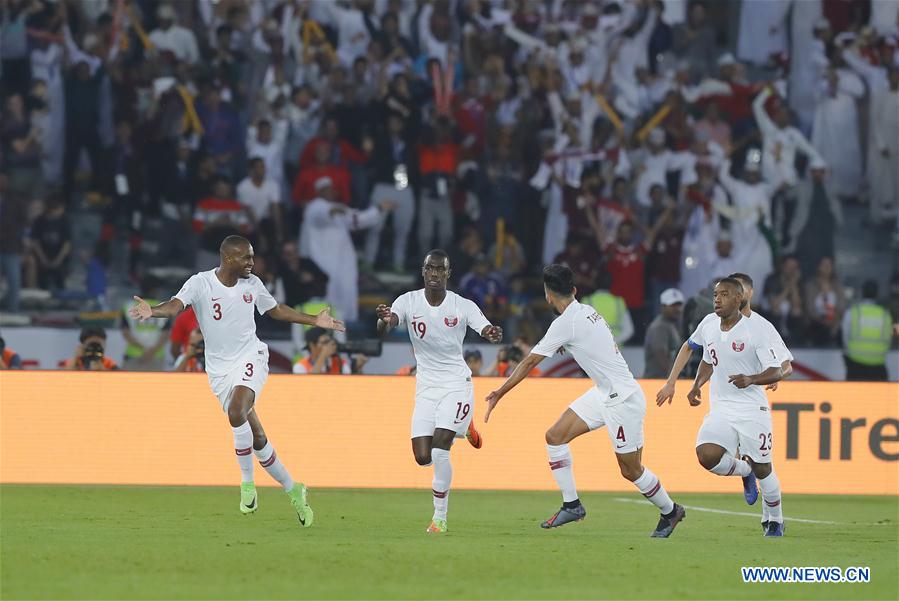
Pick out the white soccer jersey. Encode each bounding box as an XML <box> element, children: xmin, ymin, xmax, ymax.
<box><xmin>688</xmin><ymin>313</ymin><xmax>782</xmax><ymax>413</ymax></box>
<box><xmin>391</xmin><ymin>289</ymin><xmax>491</xmax><ymax>388</ymax></box>
<box><xmin>689</xmin><ymin>311</ymin><xmax>794</xmax><ymax>362</ymax></box>
<box><xmin>173</xmin><ymin>269</ymin><xmax>278</xmax><ymax>378</ymax></box>
<box><xmin>532</xmin><ymin>301</ymin><xmax>640</xmax><ymax>406</ymax></box>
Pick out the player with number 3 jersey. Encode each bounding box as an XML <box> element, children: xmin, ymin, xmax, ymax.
<box><xmin>484</xmin><ymin>264</ymin><xmax>686</xmax><ymax>538</ymax></box>
<box><xmin>129</xmin><ymin>236</ymin><xmax>345</xmax><ymax>526</ymax></box>
<box><xmin>376</xmin><ymin>250</ymin><xmax>503</xmax><ymax>534</ymax></box>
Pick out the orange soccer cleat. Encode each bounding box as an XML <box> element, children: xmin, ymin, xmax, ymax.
<box><xmin>466</xmin><ymin>421</ymin><xmax>483</xmax><ymax>449</ymax></box>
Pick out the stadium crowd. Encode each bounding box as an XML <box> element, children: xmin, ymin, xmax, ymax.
<box><xmin>2</xmin><ymin>0</ymin><xmax>899</xmax><ymax>358</ymax></box>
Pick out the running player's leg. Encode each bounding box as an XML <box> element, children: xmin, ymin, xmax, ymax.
<box><xmin>428</xmin><ymin>428</ymin><xmax>456</xmax><ymax>532</ymax></box>
<box><xmin>247</xmin><ymin>407</ymin><xmax>294</xmax><ymax>491</ymax></box>
<box><xmin>696</xmin><ymin>413</ymin><xmax>752</xmax><ymax>477</ymax></box>
<box><xmin>411</xmin><ymin>436</ymin><xmax>433</xmax><ymax>466</ymax></box>
<box><xmin>226</xmin><ymin>386</ymin><xmax>256</xmax><ymax>513</ymax></box>
<box><xmin>541</xmin><ymin>398</ymin><xmax>593</xmax><ymax>528</ymax></box>
<box><xmin>737</xmin><ymin>416</ymin><xmax>783</xmax><ymax>535</ymax></box>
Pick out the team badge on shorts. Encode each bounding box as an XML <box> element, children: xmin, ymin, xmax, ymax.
<box><xmin>444</xmin><ymin>316</ymin><xmax>459</xmax><ymax>327</ymax></box>
<box><xmin>243</xmin><ymin>293</ymin><xmax>253</xmax><ymax>303</ymax></box>
<box><xmin>732</xmin><ymin>340</ymin><xmax>745</xmax><ymax>352</ymax></box>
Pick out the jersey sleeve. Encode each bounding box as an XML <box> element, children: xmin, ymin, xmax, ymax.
<box><xmin>391</xmin><ymin>293</ymin><xmax>409</xmax><ymax>327</ymax></box>
<box><xmin>173</xmin><ymin>275</ymin><xmax>201</xmax><ymax>308</ymax></box>
<box><xmin>532</xmin><ymin>315</ymin><xmax>572</xmax><ymax>357</ymax></box>
<box><xmin>752</xmin><ymin>325</ymin><xmax>783</xmax><ymax>371</ymax></box>
<box><xmin>762</xmin><ymin>319</ymin><xmax>793</xmax><ymax>362</ymax></box>
<box><xmin>687</xmin><ymin>320</ymin><xmax>706</xmax><ymax>351</ymax></box>
<box><xmin>254</xmin><ymin>278</ymin><xmax>278</xmax><ymax>315</ymax></box>
<box><xmin>463</xmin><ymin>298</ymin><xmax>491</xmax><ymax>335</ymax></box>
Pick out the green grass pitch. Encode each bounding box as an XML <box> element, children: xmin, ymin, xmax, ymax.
<box><xmin>1</xmin><ymin>485</ymin><xmax>896</xmax><ymax>600</ymax></box>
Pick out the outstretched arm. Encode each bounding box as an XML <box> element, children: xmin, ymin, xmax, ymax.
<box><xmin>375</xmin><ymin>304</ymin><xmax>399</xmax><ymax>338</ymax></box>
<box><xmin>655</xmin><ymin>341</ymin><xmax>696</xmax><ymax>405</ymax></box>
<box><xmin>267</xmin><ymin>304</ymin><xmax>346</xmax><ymax>331</ymax></box>
<box><xmin>480</xmin><ymin>324</ymin><xmax>503</xmax><ymax>343</ymax></box>
<box><xmin>484</xmin><ymin>353</ymin><xmax>546</xmax><ymax>422</ymax></box>
<box><xmin>130</xmin><ymin>296</ymin><xmax>184</xmax><ymax>321</ymax></box>
<box><xmin>686</xmin><ymin>360</ymin><xmax>713</xmax><ymax>406</ymax></box>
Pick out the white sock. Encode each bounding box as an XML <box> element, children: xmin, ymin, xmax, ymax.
<box><xmin>547</xmin><ymin>444</ymin><xmax>579</xmax><ymax>503</ymax></box>
<box><xmin>758</xmin><ymin>470</ymin><xmax>783</xmax><ymax>523</ymax></box>
<box><xmin>632</xmin><ymin>467</ymin><xmax>675</xmax><ymax>515</ymax></box>
<box><xmin>709</xmin><ymin>455</ymin><xmax>751</xmax><ymax>477</ymax></box>
<box><xmin>232</xmin><ymin>422</ymin><xmax>254</xmax><ymax>483</ymax></box>
<box><xmin>761</xmin><ymin>491</ymin><xmax>770</xmax><ymax>523</ymax></box>
<box><xmin>254</xmin><ymin>442</ymin><xmax>295</xmax><ymax>491</ymax></box>
<box><xmin>431</xmin><ymin>448</ymin><xmax>452</xmax><ymax>521</ymax></box>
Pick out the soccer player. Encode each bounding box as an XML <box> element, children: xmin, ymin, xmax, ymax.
<box><xmin>129</xmin><ymin>235</ymin><xmax>344</xmax><ymax>526</ymax></box>
<box><xmin>679</xmin><ymin>278</ymin><xmax>786</xmax><ymax>536</ymax></box>
<box><xmin>656</xmin><ymin>272</ymin><xmax>793</xmax><ymax>530</ymax></box>
<box><xmin>484</xmin><ymin>264</ymin><xmax>686</xmax><ymax>537</ymax></box>
<box><xmin>375</xmin><ymin>250</ymin><xmax>503</xmax><ymax>534</ymax></box>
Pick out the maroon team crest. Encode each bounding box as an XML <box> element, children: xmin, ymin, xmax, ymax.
<box><xmin>444</xmin><ymin>316</ymin><xmax>459</xmax><ymax>327</ymax></box>
<box><xmin>732</xmin><ymin>340</ymin><xmax>745</xmax><ymax>352</ymax></box>
<box><xmin>243</xmin><ymin>293</ymin><xmax>253</xmax><ymax>304</ymax></box>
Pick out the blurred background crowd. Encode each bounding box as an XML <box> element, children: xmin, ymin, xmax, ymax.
<box><xmin>1</xmin><ymin>0</ymin><xmax>898</xmax><ymax>375</ymax></box>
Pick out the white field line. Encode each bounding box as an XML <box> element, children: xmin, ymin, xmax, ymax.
<box><xmin>614</xmin><ymin>497</ymin><xmax>855</xmax><ymax>525</ymax></box>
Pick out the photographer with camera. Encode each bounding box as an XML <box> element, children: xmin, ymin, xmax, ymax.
<box><xmin>487</xmin><ymin>344</ymin><xmax>542</xmax><ymax>377</ymax></box>
<box><xmin>0</xmin><ymin>337</ymin><xmax>23</xmax><ymax>369</ymax></box>
<box><xmin>172</xmin><ymin>328</ymin><xmax>206</xmax><ymax>373</ymax></box>
<box><xmin>292</xmin><ymin>327</ymin><xmax>373</xmax><ymax>374</ymax></box>
<box><xmin>64</xmin><ymin>327</ymin><xmax>119</xmax><ymax>370</ymax></box>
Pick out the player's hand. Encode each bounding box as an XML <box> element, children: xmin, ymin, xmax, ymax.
<box><xmin>315</xmin><ymin>307</ymin><xmax>346</xmax><ymax>332</ymax></box>
<box><xmin>656</xmin><ymin>381</ymin><xmax>676</xmax><ymax>406</ymax></box>
<box><xmin>766</xmin><ymin>381</ymin><xmax>779</xmax><ymax>391</ymax></box>
<box><xmin>375</xmin><ymin>304</ymin><xmax>392</xmax><ymax>321</ymax></box>
<box><xmin>483</xmin><ymin>325</ymin><xmax>503</xmax><ymax>343</ymax></box>
<box><xmin>728</xmin><ymin>374</ymin><xmax>754</xmax><ymax>389</ymax></box>
<box><xmin>687</xmin><ymin>386</ymin><xmax>702</xmax><ymax>406</ymax></box>
<box><xmin>129</xmin><ymin>296</ymin><xmax>152</xmax><ymax>321</ymax></box>
<box><xmin>484</xmin><ymin>390</ymin><xmax>504</xmax><ymax>423</ymax></box>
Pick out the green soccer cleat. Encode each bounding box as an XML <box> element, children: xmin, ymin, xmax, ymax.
<box><xmin>426</xmin><ymin>518</ymin><xmax>448</xmax><ymax>533</ymax></box>
<box><xmin>287</xmin><ymin>483</ymin><xmax>314</xmax><ymax>527</ymax></box>
<box><xmin>239</xmin><ymin>482</ymin><xmax>257</xmax><ymax>514</ymax></box>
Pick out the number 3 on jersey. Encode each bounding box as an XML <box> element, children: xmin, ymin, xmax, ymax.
<box><xmin>213</xmin><ymin>302</ymin><xmax>223</xmax><ymax>320</ymax></box>
<box><xmin>411</xmin><ymin>320</ymin><xmax>426</xmax><ymax>339</ymax></box>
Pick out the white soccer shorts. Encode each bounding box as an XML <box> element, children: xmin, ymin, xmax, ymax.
<box><xmin>695</xmin><ymin>408</ymin><xmax>774</xmax><ymax>464</ymax></box>
<box><xmin>411</xmin><ymin>382</ymin><xmax>474</xmax><ymax>439</ymax></box>
<box><xmin>208</xmin><ymin>347</ymin><xmax>270</xmax><ymax>412</ymax></box>
<box><xmin>569</xmin><ymin>387</ymin><xmax>646</xmax><ymax>454</ymax></box>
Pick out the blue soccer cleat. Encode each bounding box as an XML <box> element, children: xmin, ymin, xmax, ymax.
<box><xmin>742</xmin><ymin>471</ymin><xmax>759</xmax><ymax>505</ymax></box>
<box><xmin>764</xmin><ymin>521</ymin><xmax>785</xmax><ymax>537</ymax></box>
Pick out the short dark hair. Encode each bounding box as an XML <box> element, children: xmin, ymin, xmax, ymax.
<box><xmin>424</xmin><ymin>249</ymin><xmax>450</xmax><ymax>266</ymax></box>
<box><xmin>79</xmin><ymin>327</ymin><xmax>107</xmax><ymax>343</ymax></box>
<box><xmin>220</xmin><ymin>235</ymin><xmax>250</xmax><ymax>254</ymax></box>
<box><xmin>305</xmin><ymin>327</ymin><xmax>331</xmax><ymax>347</ymax></box>
<box><xmin>728</xmin><ymin>272</ymin><xmax>753</xmax><ymax>289</ymax></box>
<box><xmin>862</xmin><ymin>280</ymin><xmax>879</xmax><ymax>299</ymax></box>
<box><xmin>716</xmin><ymin>277</ymin><xmax>744</xmax><ymax>294</ymax></box>
<box><xmin>506</xmin><ymin>346</ymin><xmax>524</xmax><ymax>362</ymax></box>
<box><xmin>543</xmin><ymin>264</ymin><xmax>575</xmax><ymax>296</ymax></box>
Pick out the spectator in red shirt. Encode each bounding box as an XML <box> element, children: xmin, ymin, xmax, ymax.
<box><xmin>298</xmin><ymin>116</ymin><xmax>368</xmax><ymax>170</ymax></box>
<box><xmin>418</xmin><ymin>118</ymin><xmax>459</xmax><ymax>253</ymax></box>
<box><xmin>291</xmin><ymin>140</ymin><xmax>352</xmax><ymax>205</ymax></box>
<box><xmin>169</xmin><ymin>306</ymin><xmax>198</xmax><ymax>360</ymax></box>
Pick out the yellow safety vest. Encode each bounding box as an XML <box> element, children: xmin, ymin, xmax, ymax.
<box><xmin>293</xmin><ymin>301</ymin><xmax>340</xmax><ymax>363</ymax></box>
<box><xmin>845</xmin><ymin>303</ymin><xmax>892</xmax><ymax>366</ymax></box>
<box><xmin>123</xmin><ymin>298</ymin><xmax>166</xmax><ymax>359</ymax></box>
<box><xmin>583</xmin><ymin>291</ymin><xmax>626</xmax><ymax>340</ymax></box>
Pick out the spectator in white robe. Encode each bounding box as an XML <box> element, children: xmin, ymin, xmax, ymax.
<box><xmin>298</xmin><ymin>177</ymin><xmax>394</xmax><ymax>321</ymax></box>
<box><xmin>812</xmin><ymin>68</ymin><xmax>865</xmax><ymax>200</ymax></box>
<box><xmin>867</xmin><ymin>67</ymin><xmax>899</xmax><ymax>224</ymax></box>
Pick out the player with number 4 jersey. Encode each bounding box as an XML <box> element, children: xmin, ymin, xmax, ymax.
<box><xmin>376</xmin><ymin>250</ymin><xmax>503</xmax><ymax>533</ymax></box>
<box><xmin>484</xmin><ymin>264</ymin><xmax>686</xmax><ymax>538</ymax></box>
<box><xmin>129</xmin><ymin>236</ymin><xmax>345</xmax><ymax>527</ymax></box>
